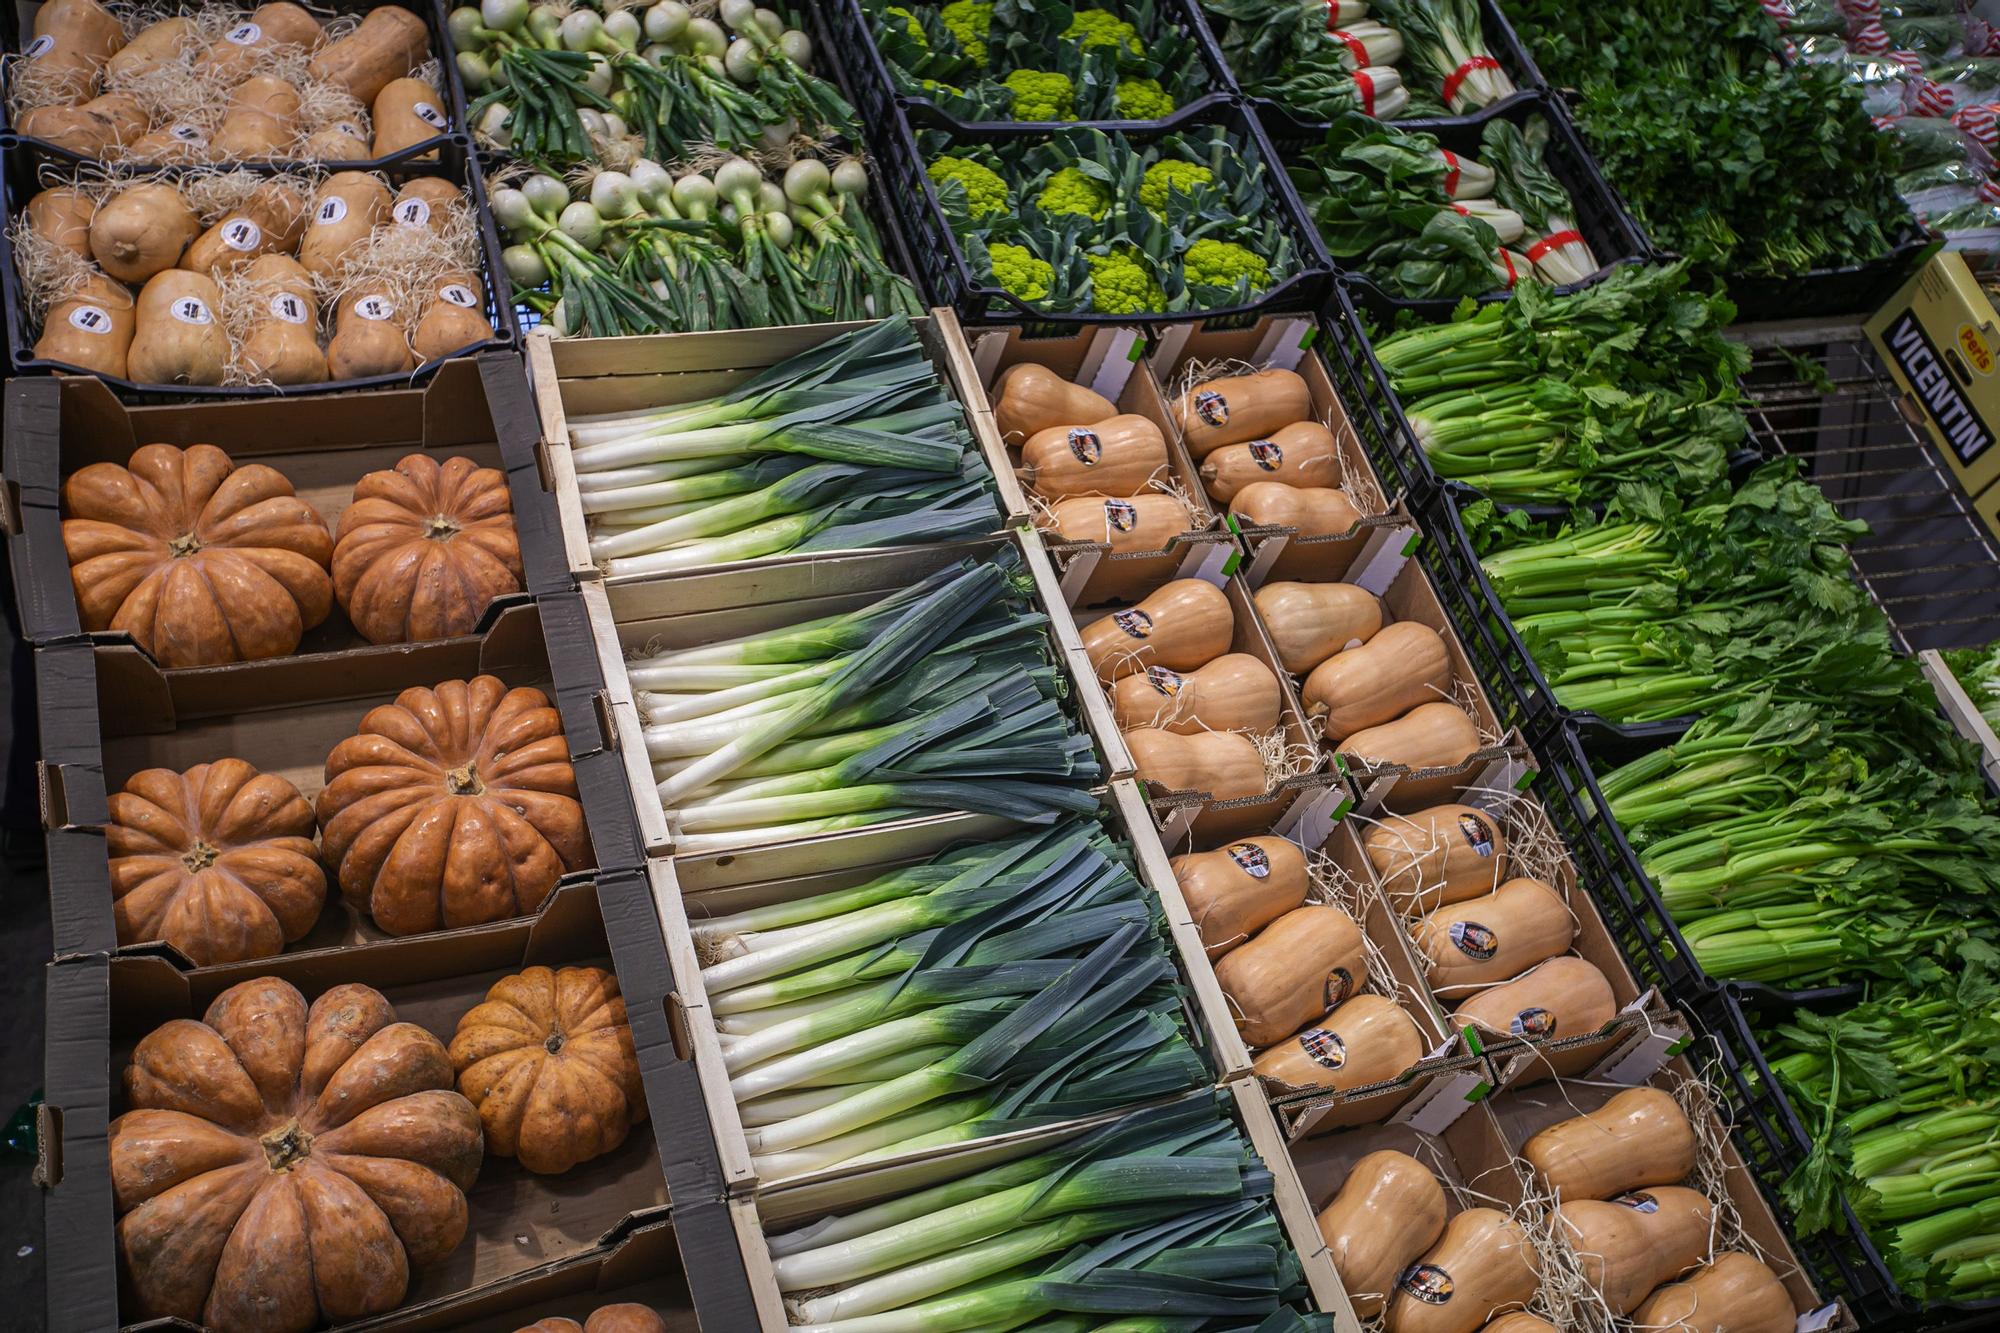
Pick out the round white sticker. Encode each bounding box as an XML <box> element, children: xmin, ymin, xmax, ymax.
<box><xmin>268</xmin><ymin>293</ymin><xmax>309</xmax><ymax>325</ymax></box>
<box><xmin>170</xmin><ymin>297</ymin><xmax>213</xmax><ymax>326</ymax></box>
<box><xmin>413</xmin><ymin>101</ymin><xmax>447</xmax><ymax>129</ymax></box>
<box><xmin>394</xmin><ymin>199</ymin><xmax>431</xmax><ymax>228</ymax></box>
<box><xmin>23</xmin><ymin>34</ymin><xmax>54</xmax><ymax>58</ymax></box>
<box><xmin>335</xmin><ymin>121</ymin><xmax>363</xmax><ymax>138</ymax></box>
<box><xmin>438</xmin><ymin>283</ymin><xmax>478</xmax><ymax>308</ymax></box>
<box><xmin>225</xmin><ymin>22</ymin><xmax>262</xmax><ymax>45</ymax></box>
<box><xmin>170</xmin><ymin>124</ymin><xmax>206</xmax><ymax>144</ymax></box>
<box><xmin>67</xmin><ymin>305</ymin><xmax>113</xmax><ymax>334</ymax></box>
<box><xmin>353</xmin><ymin>295</ymin><xmax>396</xmax><ymax>321</ymax></box>
<box><xmin>316</xmin><ymin>196</ymin><xmax>348</xmax><ymax>225</ymax></box>
<box><xmin>221</xmin><ymin>218</ymin><xmax>263</xmax><ymax>252</ymax></box>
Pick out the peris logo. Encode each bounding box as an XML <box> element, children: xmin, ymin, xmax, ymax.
<box><xmin>1399</xmin><ymin>1264</ymin><xmax>1454</xmax><ymax>1305</ymax></box>
<box><xmin>1068</xmin><ymin>428</ymin><xmax>1102</xmax><ymax>464</ymax></box>
<box><xmin>1299</xmin><ymin>1028</ymin><xmax>1346</xmax><ymax>1069</ymax></box>
<box><xmin>1194</xmin><ymin>389</ymin><xmax>1229</xmax><ymax>427</ymax></box>
<box><xmin>1511</xmin><ymin>1007</ymin><xmax>1556</xmax><ymax>1038</ymax></box>
<box><xmin>1324</xmin><ymin>967</ymin><xmax>1355</xmax><ymax>1007</ymax></box>
<box><xmin>1113</xmin><ymin>609</ymin><xmax>1153</xmax><ymax>639</ymax></box>
<box><xmin>1226</xmin><ymin>842</ymin><xmax>1270</xmax><ymax>879</ymax></box>
<box><xmin>1249</xmin><ymin>439</ymin><xmax>1283</xmax><ymax>470</ymax></box>
<box><xmin>1144</xmin><ymin>666</ymin><xmax>1185</xmax><ymax>697</ymax></box>
<box><xmin>1616</xmin><ymin>1192</ymin><xmax>1660</xmax><ymax>1214</ymax></box>
<box><xmin>1458</xmin><ymin>812</ymin><xmax>1496</xmax><ymax>857</ymax></box>
<box><xmin>1450</xmin><ymin>921</ymin><xmax>1498</xmax><ymax>961</ymax></box>
<box><xmin>1105</xmin><ymin>499</ymin><xmax>1140</xmax><ymax>532</ymax></box>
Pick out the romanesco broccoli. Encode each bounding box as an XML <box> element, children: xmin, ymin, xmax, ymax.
<box><xmin>927</xmin><ymin>155</ymin><xmax>1010</xmax><ymax>217</ymax></box>
<box><xmin>1087</xmin><ymin>247</ymin><xmax>1166</xmax><ymax>314</ymax></box>
<box><xmin>1037</xmin><ymin>166</ymin><xmax>1111</xmax><ymax>218</ymax></box>
<box><xmin>940</xmin><ymin>1</ymin><xmax>993</xmax><ymax>66</ymax></box>
<box><xmin>1114</xmin><ymin>77</ymin><xmax>1175</xmax><ymax>119</ymax></box>
<box><xmin>1184</xmin><ymin>238</ymin><xmax>1270</xmax><ymax>291</ymax></box>
<box><xmin>1139</xmin><ymin>160</ymin><xmax>1212</xmax><ymax>213</ymax></box>
<box><xmin>884</xmin><ymin>6</ymin><xmax>925</xmax><ymax>45</ymax></box>
<box><xmin>990</xmin><ymin>243</ymin><xmax>1054</xmax><ymax>302</ymax></box>
<box><xmin>1003</xmin><ymin>70</ymin><xmax>1077</xmax><ymax>120</ymax></box>
<box><xmin>1063</xmin><ymin>10</ymin><xmax>1141</xmax><ymax>56</ymax></box>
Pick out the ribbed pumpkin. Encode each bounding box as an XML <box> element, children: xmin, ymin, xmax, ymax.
<box><xmin>61</xmin><ymin>443</ymin><xmax>333</xmax><ymax>666</ymax></box>
<box><xmin>331</xmin><ymin>454</ymin><xmax>525</xmax><ymax>645</ymax></box>
<box><xmin>106</xmin><ymin>759</ymin><xmax>326</xmax><ymax>964</ymax></box>
<box><xmin>109</xmin><ymin>977</ymin><xmax>483</xmax><ymax>1333</ymax></box>
<box><xmin>515</xmin><ymin>1304</ymin><xmax>670</xmax><ymax>1333</ymax></box>
<box><xmin>448</xmin><ymin>965</ymin><xmax>646</xmax><ymax>1174</ymax></box>
<box><xmin>316</xmin><ymin>676</ymin><xmax>592</xmax><ymax>936</ymax></box>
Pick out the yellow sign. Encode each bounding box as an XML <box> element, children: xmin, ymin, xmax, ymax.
<box><xmin>1867</xmin><ymin>252</ymin><xmax>2000</xmax><ymax>497</ymax></box>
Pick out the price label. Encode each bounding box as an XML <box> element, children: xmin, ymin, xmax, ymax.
<box><xmin>170</xmin><ymin>297</ymin><xmax>214</xmax><ymax>326</ymax></box>
<box><xmin>67</xmin><ymin>305</ymin><xmax>113</xmax><ymax>334</ymax></box>
<box><xmin>221</xmin><ymin>219</ymin><xmax>263</xmax><ymax>252</ymax></box>
<box><xmin>394</xmin><ymin>199</ymin><xmax>431</xmax><ymax>228</ymax></box>
<box><xmin>316</xmin><ymin>196</ymin><xmax>348</xmax><ymax>225</ymax></box>
<box><xmin>413</xmin><ymin>101</ymin><xmax>447</xmax><ymax>129</ymax></box>
<box><xmin>353</xmin><ymin>295</ymin><xmax>396</xmax><ymax>321</ymax></box>
<box><xmin>268</xmin><ymin>293</ymin><xmax>309</xmax><ymax>325</ymax></box>
<box><xmin>225</xmin><ymin>21</ymin><xmax>262</xmax><ymax>45</ymax></box>
<box><xmin>438</xmin><ymin>283</ymin><xmax>478</xmax><ymax>308</ymax></box>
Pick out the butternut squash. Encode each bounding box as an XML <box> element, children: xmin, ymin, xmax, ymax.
<box><xmin>1216</xmin><ymin>905</ymin><xmax>1367</xmax><ymax>1047</ymax></box>
<box><xmin>127</xmin><ymin>269</ymin><xmax>228</xmax><ymax>385</ymax></box>
<box><xmin>89</xmin><ymin>182</ymin><xmax>200</xmax><ymax>283</ymax></box>
<box><xmin>309</xmin><ymin>7</ymin><xmax>430</xmax><ymax>105</ymax></box>
<box><xmin>372</xmin><ymin>77</ymin><xmax>450</xmax><ymax>157</ymax></box>
<box><xmin>1040</xmin><ymin>492</ymin><xmax>1192</xmax><ymax>554</ymax></box>
<box><xmin>1080</xmin><ymin>579</ymin><xmax>1232</xmax><ymax>682</ymax></box>
<box><xmin>1172</xmin><ymin>836</ymin><xmax>1308</xmax><ymax>958</ymax></box>
<box><xmin>1412</xmin><ymin>878</ymin><xmax>1573</xmax><ymax>991</ymax></box>
<box><xmin>181</xmin><ymin>180</ymin><xmax>307</xmax><ymax>275</ymax></box>
<box><xmin>1383</xmin><ymin>1207</ymin><xmax>1541</xmax><ymax>1333</ymax></box>
<box><xmin>1020</xmin><ymin>415</ymin><xmax>1167</xmax><ymax>497</ymax></box>
<box><xmin>1521</xmin><ymin>1087</ymin><xmax>1696</xmax><ymax>1203</ymax></box>
<box><xmin>1557</xmin><ymin>1187</ymin><xmax>1715</xmax><ymax>1316</ymax></box>
<box><xmin>1200</xmin><ymin>420</ymin><xmax>1341</xmax><ymax>503</ymax></box>
<box><xmin>1125</xmin><ymin>728</ymin><xmax>1265</xmax><ymax>803</ymax></box>
<box><xmin>326</xmin><ymin>288</ymin><xmax>414</xmax><ymax>379</ymax></box>
<box><xmin>1629</xmin><ymin>1251</ymin><xmax>1794</xmax><ymax>1333</ymax></box>
<box><xmin>1253</xmin><ymin>993</ymin><xmax>1424</xmax><ymax>1094</ymax></box>
<box><xmin>25</xmin><ymin>187</ymin><xmax>96</xmax><ymax>259</ymax></box>
<box><xmin>1253</xmin><ymin>581</ymin><xmax>1384</xmax><ymax>674</ymax></box>
<box><xmin>200</xmin><ymin>3</ymin><xmax>324</xmax><ymax>82</ymax></box>
<box><xmin>1231</xmin><ymin>482</ymin><xmax>1363</xmax><ymax>561</ymax></box>
<box><xmin>34</xmin><ymin>272</ymin><xmax>133</xmax><ymax>377</ymax></box>
<box><xmin>1365</xmin><ymin>803</ymin><xmax>1507</xmax><ymax>915</ymax></box>
<box><xmin>1483</xmin><ymin>1318</ymin><xmax>1559</xmax><ymax>1333</ymax></box>
<box><xmin>14</xmin><ymin>105</ymin><xmax>114</xmax><ymax>156</ymax></box>
<box><xmin>298</xmin><ymin>172</ymin><xmax>392</xmax><ymax>277</ymax></box>
<box><xmin>231</xmin><ymin>75</ymin><xmax>304</xmax><ymax>124</ymax></box>
<box><xmin>81</xmin><ymin>91</ymin><xmax>147</xmax><ymax>144</ymax></box>
<box><xmin>1172</xmin><ymin>369</ymin><xmax>1312</xmax><ymax>458</ymax></box>
<box><xmin>124</xmin><ymin>123</ymin><xmax>209</xmax><ymax>162</ymax></box>
<box><xmin>235</xmin><ymin>254</ymin><xmax>326</xmax><ymax>385</ymax></box>
<box><xmin>1343</xmin><ymin>702</ymin><xmax>1481</xmax><ymax>772</ymax></box>
<box><xmin>1304</xmin><ymin>620</ymin><xmax>1450</xmax><ymax>740</ymax></box>
<box><xmin>26</xmin><ymin>0</ymin><xmax>124</xmax><ymax>90</ymax></box>
<box><xmin>1454</xmin><ymin>956</ymin><xmax>1616</xmax><ymax>1044</ymax></box>
<box><xmin>106</xmin><ymin>16</ymin><xmax>195</xmax><ymax>83</ymax></box>
<box><xmin>1111</xmin><ymin>653</ymin><xmax>1280</xmax><ymax>735</ymax></box>
<box><xmin>209</xmin><ymin>108</ymin><xmax>292</xmax><ymax>160</ymax></box>
<box><xmin>302</xmin><ymin>119</ymin><xmax>374</xmax><ymax>160</ymax></box>
<box><xmin>1316</xmin><ymin>1150</ymin><xmax>1446</xmax><ymax>1319</ymax></box>
<box><xmin>992</xmin><ymin>362</ymin><xmax>1114</xmax><ymax>443</ymax></box>
<box><xmin>413</xmin><ymin>270</ymin><xmax>497</xmax><ymax>361</ymax></box>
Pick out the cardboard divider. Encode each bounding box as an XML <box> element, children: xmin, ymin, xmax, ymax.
<box><xmin>35</xmin><ymin>593</ymin><xmax>643</xmax><ymax>965</ymax></box>
<box><xmin>0</xmin><ymin>355</ymin><xmax>567</xmax><ymax>653</ymax></box>
<box><xmin>523</xmin><ymin>310</ymin><xmax>1011</xmax><ymax>582</ymax></box>
<box><xmin>576</xmin><ymin>534</ymin><xmax>1131</xmax><ymax>859</ymax></box>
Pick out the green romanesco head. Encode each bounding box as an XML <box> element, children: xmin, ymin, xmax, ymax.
<box><xmin>1037</xmin><ymin>166</ymin><xmax>1112</xmax><ymax>218</ymax></box>
<box><xmin>1063</xmin><ymin>10</ymin><xmax>1141</xmax><ymax>56</ymax></box>
<box><xmin>1139</xmin><ymin>160</ymin><xmax>1213</xmax><ymax>213</ymax></box>
<box><xmin>940</xmin><ymin>1</ymin><xmax>994</xmax><ymax>65</ymax></box>
<box><xmin>927</xmin><ymin>154</ymin><xmax>1009</xmax><ymax>217</ymax></box>
<box><xmin>990</xmin><ymin>242</ymin><xmax>1054</xmax><ymax>302</ymax></box>
<box><xmin>1184</xmin><ymin>238</ymin><xmax>1270</xmax><ymax>292</ymax></box>
<box><xmin>884</xmin><ymin>6</ymin><xmax>925</xmax><ymax>45</ymax></box>
<box><xmin>1088</xmin><ymin>246</ymin><xmax>1166</xmax><ymax>315</ymax></box>
<box><xmin>1114</xmin><ymin>77</ymin><xmax>1175</xmax><ymax>120</ymax></box>
<box><xmin>1003</xmin><ymin>69</ymin><xmax>1077</xmax><ymax>121</ymax></box>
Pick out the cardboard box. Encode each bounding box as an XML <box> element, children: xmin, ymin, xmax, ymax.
<box><xmin>524</xmin><ymin>311</ymin><xmax>1013</xmax><ymax>582</ymax></box>
<box><xmin>0</xmin><ymin>355</ymin><xmax>569</xmax><ymax>650</ymax></box>
<box><xmin>35</xmin><ymin>594</ymin><xmax>644</xmax><ymax>963</ymax></box>
<box><xmin>656</xmin><ymin>780</ymin><xmax>1249</xmax><ymax>1197</ymax></box>
<box><xmin>1865</xmin><ymin>250</ymin><xmax>2000</xmax><ymax>500</ymax></box>
<box><xmin>38</xmin><ymin>879</ymin><xmax>759</xmax><ymax>1332</ymax></box>
<box><xmin>577</xmin><ymin>535</ymin><xmax>1130</xmax><ymax>857</ymax></box>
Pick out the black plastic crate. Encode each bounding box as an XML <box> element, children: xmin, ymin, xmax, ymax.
<box><xmin>0</xmin><ymin>134</ymin><xmax>513</xmax><ymax>397</ymax></box>
<box><xmin>1265</xmin><ymin>93</ymin><xmax>1649</xmax><ymax>319</ymax></box>
<box><xmin>1187</xmin><ymin>0</ymin><xmax>1543</xmax><ymax>131</ymax></box>
<box><xmin>1315</xmin><ymin>280</ymin><xmax>1437</xmax><ymax>504</ymax></box>
<box><xmin>826</xmin><ymin>0</ymin><xmax>1236</xmax><ymax>136</ymax></box>
<box><xmin>0</xmin><ymin>0</ymin><xmax>467</xmax><ymax>171</ymax></box>
<box><xmin>878</xmin><ymin>99</ymin><xmax>1332</xmax><ymax>329</ymax></box>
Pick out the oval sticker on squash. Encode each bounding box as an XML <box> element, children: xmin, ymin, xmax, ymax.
<box><xmin>1144</xmin><ymin>665</ymin><xmax>1184</xmax><ymax>698</ymax></box>
<box><xmin>1193</xmin><ymin>389</ymin><xmax>1228</xmax><ymax>427</ymax></box>
<box><xmin>1067</xmin><ymin>428</ymin><xmax>1101</xmax><ymax>464</ymax></box>
<box><xmin>1511</xmin><ymin>1007</ymin><xmax>1556</xmax><ymax>1038</ymax></box>
<box><xmin>439</xmin><ymin>283</ymin><xmax>479</xmax><ymax>308</ymax></box>
<box><xmin>268</xmin><ymin>293</ymin><xmax>309</xmax><ymax>324</ymax></box>
<box><xmin>354</xmin><ymin>295</ymin><xmax>396</xmax><ymax>321</ymax></box>
<box><xmin>221</xmin><ymin>219</ymin><xmax>263</xmax><ymax>251</ymax></box>
<box><xmin>1399</xmin><ymin>1263</ymin><xmax>1453</xmax><ymax>1305</ymax></box>
<box><xmin>1226</xmin><ymin>842</ymin><xmax>1269</xmax><ymax>879</ymax></box>
<box><xmin>170</xmin><ymin>124</ymin><xmax>206</xmax><ymax>144</ymax></box>
<box><xmin>414</xmin><ymin>101</ymin><xmax>448</xmax><ymax>129</ymax></box>
<box><xmin>225</xmin><ymin>21</ymin><xmax>262</xmax><ymax>44</ymax></box>
<box><xmin>1450</xmin><ymin>921</ymin><xmax>1497</xmax><ymax>960</ymax></box>
<box><xmin>24</xmin><ymin>34</ymin><xmax>55</xmax><ymax>57</ymax></box>
<box><xmin>316</xmin><ymin>196</ymin><xmax>348</xmax><ymax>225</ymax></box>
<box><xmin>1299</xmin><ymin>1027</ymin><xmax>1346</xmax><ymax>1069</ymax></box>
<box><xmin>1457</xmin><ymin>812</ymin><xmax>1497</xmax><ymax>857</ymax></box>
<box><xmin>1113</xmin><ymin>608</ymin><xmax>1152</xmax><ymax>639</ymax></box>
<box><xmin>169</xmin><ymin>297</ymin><xmax>213</xmax><ymax>326</ymax></box>
<box><xmin>66</xmin><ymin>305</ymin><xmax>113</xmax><ymax>334</ymax></box>
<box><xmin>1249</xmin><ymin>439</ymin><xmax>1282</xmax><ymax>470</ymax></box>
<box><xmin>1616</xmin><ymin>1192</ymin><xmax>1660</xmax><ymax>1213</ymax></box>
<box><xmin>395</xmin><ymin>199</ymin><xmax>432</xmax><ymax>228</ymax></box>
<box><xmin>1324</xmin><ymin>967</ymin><xmax>1355</xmax><ymax>1007</ymax></box>
<box><xmin>1104</xmin><ymin>499</ymin><xmax>1139</xmax><ymax>532</ymax></box>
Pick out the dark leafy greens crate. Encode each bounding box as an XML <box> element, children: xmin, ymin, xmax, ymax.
<box><xmin>1188</xmin><ymin>0</ymin><xmax>1542</xmax><ymax>133</ymax></box>
<box><xmin>0</xmin><ymin>135</ymin><xmax>513</xmax><ymax>397</ymax></box>
<box><xmin>0</xmin><ymin>0</ymin><xmax>467</xmax><ymax>171</ymax></box>
<box><xmin>826</xmin><ymin>0</ymin><xmax>1236</xmax><ymax>134</ymax></box>
<box><xmin>1266</xmin><ymin>92</ymin><xmax>1648</xmax><ymax>319</ymax></box>
<box><xmin>877</xmin><ymin>99</ymin><xmax>1331</xmax><ymax>329</ymax></box>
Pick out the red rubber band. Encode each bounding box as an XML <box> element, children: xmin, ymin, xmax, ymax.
<box><xmin>1354</xmin><ymin>68</ymin><xmax>1376</xmax><ymax>115</ymax></box>
<box><xmin>1440</xmin><ymin>148</ymin><xmax>1461</xmax><ymax>197</ymax></box>
<box><xmin>1329</xmin><ymin>27</ymin><xmax>1369</xmax><ymax>67</ymax></box>
<box><xmin>1499</xmin><ymin>249</ymin><xmax>1519</xmax><ymax>287</ymax></box>
<box><xmin>1442</xmin><ymin>55</ymin><xmax>1501</xmax><ymax>109</ymax></box>
<box><xmin>1526</xmin><ymin>229</ymin><xmax>1582</xmax><ymax>262</ymax></box>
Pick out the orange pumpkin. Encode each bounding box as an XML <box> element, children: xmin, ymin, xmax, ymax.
<box><xmin>331</xmin><ymin>454</ymin><xmax>526</xmax><ymax>644</ymax></box>
<box><xmin>106</xmin><ymin>759</ymin><xmax>325</xmax><ymax>964</ymax></box>
<box><xmin>109</xmin><ymin>977</ymin><xmax>482</xmax><ymax>1332</ymax></box>
<box><xmin>61</xmin><ymin>443</ymin><xmax>333</xmax><ymax>666</ymax></box>
<box><xmin>316</xmin><ymin>675</ymin><xmax>592</xmax><ymax>935</ymax></box>
<box><xmin>449</xmin><ymin>965</ymin><xmax>647</xmax><ymax>1174</ymax></box>
<box><xmin>515</xmin><ymin>1305</ymin><xmax>670</xmax><ymax>1333</ymax></box>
